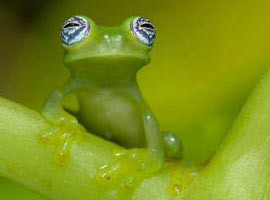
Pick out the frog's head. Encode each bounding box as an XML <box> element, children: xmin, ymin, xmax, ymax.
<box><xmin>61</xmin><ymin>16</ymin><xmax>156</xmax><ymax>79</ymax></box>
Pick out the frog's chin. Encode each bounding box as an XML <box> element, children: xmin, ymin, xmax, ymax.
<box><xmin>65</xmin><ymin>53</ymin><xmax>150</xmax><ymax>71</ymax></box>
<box><xmin>65</xmin><ymin>52</ymin><xmax>149</xmax><ymax>63</ymax></box>
<box><xmin>64</xmin><ymin>54</ymin><xmax>150</xmax><ymax>80</ymax></box>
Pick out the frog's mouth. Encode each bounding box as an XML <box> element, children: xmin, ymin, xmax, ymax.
<box><xmin>64</xmin><ymin>53</ymin><xmax>150</xmax><ymax>81</ymax></box>
<box><xmin>65</xmin><ymin>51</ymin><xmax>149</xmax><ymax>64</ymax></box>
<box><xmin>65</xmin><ymin>52</ymin><xmax>150</xmax><ymax>69</ymax></box>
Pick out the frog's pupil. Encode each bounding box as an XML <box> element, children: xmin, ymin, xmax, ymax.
<box><xmin>141</xmin><ymin>23</ymin><xmax>154</xmax><ymax>29</ymax></box>
<box><xmin>64</xmin><ymin>23</ymin><xmax>80</xmax><ymax>28</ymax></box>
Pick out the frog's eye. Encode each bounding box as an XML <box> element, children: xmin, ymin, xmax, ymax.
<box><xmin>61</xmin><ymin>16</ymin><xmax>91</xmax><ymax>46</ymax></box>
<box><xmin>130</xmin><ymin>17</ymin><xmax>156</xmax><ymax>46</ymax></box>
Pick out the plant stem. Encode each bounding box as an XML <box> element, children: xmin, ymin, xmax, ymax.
<box><xmin>0</xmin><ymin>70</ymin><xmax>270</xmax><ymax>200</ymax></box>
<box><xmin>184</xmin><ymin>70</ymin><xmax>270</xmax><ymax>199</ymax></box>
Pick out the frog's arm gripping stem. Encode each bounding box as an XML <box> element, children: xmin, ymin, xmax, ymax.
<box><xmin>140</xmin><ymin>102</ymin><xmax>165</xmax><ymax>166</ymax></box>
<box><xmin>41</xmin><ymin>80</ymin><xmax>76</xmax><ymax>124</ymax></box>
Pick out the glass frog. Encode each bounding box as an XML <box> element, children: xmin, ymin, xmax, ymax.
<box><xmin>40</xmin><ymin>16</ymin><xmax>183</xmax><ymax>181</ymax></box>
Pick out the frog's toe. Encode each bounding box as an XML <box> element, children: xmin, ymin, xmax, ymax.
<box><xmin>39</xmin><ymin>127</ymin><xmax>60</xmax><ymax>144</ymax></box>
<box><xmin>96</xmin><ymin>149</ymin><xmax>161</xmax><ymax>186</ymax></box>
<box><xmin>53</xmin><ymin>134</ymin><xmax>73</xmax><ymax>165</ymax></box>
<box><xmin>39</xmin><ymin>125</ymin><xmax>82</xmax><ymax>165</ymax></box>
<box><xmin>163</xmin><ymin>131</ymin><xmax>183</xmax><ymax>159</ymax></box>
<box><xmin>53</xmin><ymin>148</ymin><xmax>71</xmax><ymax>165</ymax></box>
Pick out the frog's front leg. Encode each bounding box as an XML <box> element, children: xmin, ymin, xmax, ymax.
<box><xmin>141</xmin><ymin>103</ymin><xmax>165</xmax><ymax>166</ymax></box>
<box><xmin>39</xmin><ymin>82</ymin><xmax>82</xmax><ymax>165</ymax></box>
<box><xmin>96</xmin><ymin>102</ymin><xmax>165</xmax><ymax>185</ymax></box>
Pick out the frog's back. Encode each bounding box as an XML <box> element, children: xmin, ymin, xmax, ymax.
<box><xmin>76</xmin><ymin>88</ymin><xmax>146</xmax><ymax>148</ymax></box>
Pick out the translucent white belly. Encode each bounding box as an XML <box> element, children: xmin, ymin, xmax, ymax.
<box><xmin>77</xmin><ymin>90</ymin><xmax>146</xmax><ymax>148</ymax></box>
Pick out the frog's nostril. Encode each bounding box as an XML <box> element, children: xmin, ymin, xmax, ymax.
<box><xmin>115</xmin><ymin>35</ymin><xmax>122</xmax><ymax>41</ymax></box>
<box><xmin>103</xmin><ymin>34</ymin><xmax>111</xmax><ymax>43</ymax></box>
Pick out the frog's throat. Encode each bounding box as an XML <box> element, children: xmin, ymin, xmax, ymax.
<box><xmin>67</xmin><ymin>61</ymin><xmax>146</xmax><ymax>86</ymax></box>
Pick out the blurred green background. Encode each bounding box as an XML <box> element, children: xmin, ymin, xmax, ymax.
<box><xmin>0</xmin><ymin>0</ymin><xmax>269</xmax><ymax>199</ymax></box>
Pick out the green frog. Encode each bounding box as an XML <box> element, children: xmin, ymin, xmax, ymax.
<box><xmin>40</xmin><ymin>16</ymin><xmax>182</xmax><ymax>182</ymax></box>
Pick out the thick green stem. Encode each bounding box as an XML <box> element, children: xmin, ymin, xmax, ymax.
<box><xmin>0</xmin><ymin>97</ymin><xmax>186</xmax><ymax>200</ymax></box>
<box><xmin>184</xmin><ymin>70</ymin><xmax>270</xmax><ymax>199</ymax></box>
<box><xmin>0</xmin><ymin>97</ymin><xmax>122</xmax><ymax>200</ymax></box>
<box><xmin>0</xmin><ymin>70</ymin><xmax>270</xmax><ymax>200</ymax></box>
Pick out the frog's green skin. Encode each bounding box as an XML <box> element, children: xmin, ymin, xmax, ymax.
<box><xmin>40</xmin><ymin>16</ymin><xmax>182</xmax><ymax>182</ymax></box>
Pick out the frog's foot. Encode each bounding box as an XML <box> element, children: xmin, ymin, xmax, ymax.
<box><xmin>39</xmin><ymin>124</ymin><xmax>84</xmax><ymax>165</ymax></box>
<box><xmin>96</xmin><ymin>149</ymin><xmax>162</xmax><ymax>186</ymax></box>
<box><xmin>163</xmin><ymin>131</ymin><xmax>183</xmax><ymax>159</ymax></box>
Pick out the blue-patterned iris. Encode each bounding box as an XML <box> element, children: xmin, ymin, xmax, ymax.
<box><xmin>130</xmin><ymin>17</ymin><xmax>156</xmax><ymax>46</ymax></box>
<box><xmin>61</xmin><ymin>16</ymin><xmax>91</xmax><ymax>46</ymax></box>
